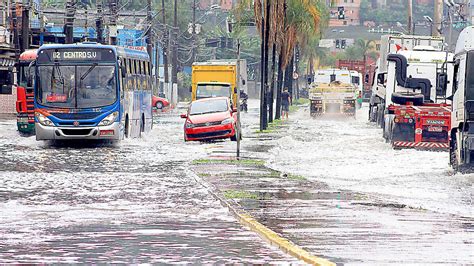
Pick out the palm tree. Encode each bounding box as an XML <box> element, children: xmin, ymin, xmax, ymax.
<box><xmin>354</xmin><ymin>38</ymin><xmax>375</xmax><ymax>69</ymax></box>
<box><xmin>237</xmin><ymin>0</ymin><xmax>327</xmax><ymax>121</ymax></box>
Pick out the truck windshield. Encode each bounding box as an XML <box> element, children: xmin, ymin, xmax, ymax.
<box><xmin>196</xmin><ymin>84</ymin><xmax>230</xmax><ymax>99</ymax></box>
<box><xmin>37</xmin><ymin>64</ymin><xmax>116</xmax><ymax>108</ymax></box>
<box><xmin>190</xmin><ymin>99</ymin><xmax>228</xmax><ymax>115</ymax></box>
<box><xmin>466</xmin><ymin>52</ymin><xmax>474</xmax><ymax>102</ymax></box>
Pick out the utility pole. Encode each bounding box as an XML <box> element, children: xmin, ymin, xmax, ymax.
<box><xmin>161</xmin><ymin>0</ymin><xmax>169</xmax><ymax>96</ymax></box>
<box><xmin>433</xmin><ymin>0</ymin><xmax>443</xmax><ymax>37</ymax></box>
<box><xmin>84</xmin><ymin>5</ymin><xmax>88</xmax><ymax>42</ymax></box>
<box><xmin>259</xmin><ymin>0</ymin><xmax>266</xmax><ymax>131</ymax></box>
<box><xmin>11</xmin><ymin>1</ymin><xmax>19</xmax><ymax>59</ymax></box>
<box><xmin>263</xmin><ymin>0</ymin><xmax>270</xmax><ymax>129</ymax></box>
<box><xmin>146</xmin><ymin>0</ymin><xmax>153</xmax><ymax>60</ymax></box>
<box><xmin>108</xmin><ymin>0</ymin><xmax>118</xmax><ymax>45</ymax></box>
<box><xmin>96</xmin><ymin>1</ymin><xmax>104</xmax><ymax>44</ymax></box>
<box><xmin>407</xmin><ymin>0</ymin><xmax>413</xmax><ymax>34</ymax></box>
<box><xmin>236</xmin><ymin>39</ymin><xmax>241</xmax><ymax>158</ymax></box>
<box><xmin>171</xmin><ymin>0</ymin><xmax>178</xmax><ymax>105</ymax></box>
<box><xmin>65</xmin><ymin>0</ymin><xmax>76</xmax><ymax>44</ymax></box>
<box><xmin>191</xmin><ymin>0</ymin><xmax>196</xmax><ymax>64</ymax></box>
<box><xmin>20</xmin><ymin>0</ymin><xmax>30</xmax><ymax>53</ymax></box>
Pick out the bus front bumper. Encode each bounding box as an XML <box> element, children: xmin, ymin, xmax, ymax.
<box><xmin>35</xmin><ymin>122</ymin><xmax>121</xmax><ymax>141</ymax></box>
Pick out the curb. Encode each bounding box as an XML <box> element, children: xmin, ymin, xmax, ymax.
<box><xmin>190</xmin><ymin>169</ymin><xmax>335</xmax><ymax>266</ymax></box>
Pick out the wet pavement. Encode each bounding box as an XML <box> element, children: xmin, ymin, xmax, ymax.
<box><xmin>0</xmin><ymin>108</ymin><xmax>295</xmax><ymax>263</ymax></box>
<box><xmin>196</xmin><ymin>102</ymin><xmax>474</xmax><ymax>265</ymax></box>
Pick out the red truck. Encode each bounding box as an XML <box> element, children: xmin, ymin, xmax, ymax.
<box><xmin>16</xmin><ymin>50</ymin><xmax>37</xmax><ymax>134</ymax></box>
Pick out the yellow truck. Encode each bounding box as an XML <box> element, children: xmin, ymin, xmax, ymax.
<box><xmin>309</xmin><ymin>81</ymin><xmax>358</xmax><ymax>117</ymax></box>
<box><xmin>191</xmin><ymin>60</ymin><xmax>247</xmax><ymax>108</ymax></box>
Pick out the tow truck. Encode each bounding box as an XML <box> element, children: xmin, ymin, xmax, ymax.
<box><xmin>449</xmin><ymin>26</ymin><xmax>474</xmax><ymax>170</ymax></box>
<box><xmin>383</xmin><ymin>47</ymin><xmax>454</xmax><ymax>150</ymax></box>
<box><xmin>15</xmin><ymin>50</ymin><xmax>37</xmax><ymax>134</ymax></box>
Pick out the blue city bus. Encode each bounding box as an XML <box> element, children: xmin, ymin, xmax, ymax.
<box><xmin>33</xmin><ymin>43</ymin><xmax>153</xmax><ymax>141</ymax></box>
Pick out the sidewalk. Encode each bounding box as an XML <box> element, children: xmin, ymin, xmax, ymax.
<box><xmin>191</xmin><ymin>102</ymin><xmax>336</xmax><ymax>265</ymax></box>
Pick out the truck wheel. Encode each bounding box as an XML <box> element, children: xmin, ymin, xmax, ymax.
<box><xmin>392</xmin><ymin>92</ymin><xmax>424</xmax><ymax>106</ymax></box>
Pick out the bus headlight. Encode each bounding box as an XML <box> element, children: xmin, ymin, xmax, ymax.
<box><xmin>35</xmin><ymin>112</ymin><xmax>54</xmax><ymax>127</ymax></box>
<box><xmin>221</xmin><ymin>117</ymin><xmax>234</xmax><ymax>125</ymax></box>
<box><xmin>98</xmin><ymin>112</ymin><xmax>118</xmax><ymax>126</ymax></box>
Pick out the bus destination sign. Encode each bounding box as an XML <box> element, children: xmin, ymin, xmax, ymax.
<box><xmin>52</xmin><ymin>51</ymin><xmax>100</xmax><ymax>60</ymax></box>
<box><xmin>38</xmin><ymin>48</ymin><xmax>116</xmax><ymax>63</ymax></box>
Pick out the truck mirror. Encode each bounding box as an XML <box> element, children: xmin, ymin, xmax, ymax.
<box><xmin>436</xmin><ymin>73</ymin><xmax>448</xmax><ymax>97</ymax></box>
<box><xmin>234</xmin><ymin>87</ymin><xmax>237</xmax><ymax>94</ymax></box>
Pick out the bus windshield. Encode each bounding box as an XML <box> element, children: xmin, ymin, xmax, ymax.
<box><xmin>37</xmin><ymin>64</ymin><xmax>116</xmax><ymax>108</ymax></box>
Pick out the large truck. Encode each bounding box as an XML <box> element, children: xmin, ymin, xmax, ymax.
<box><xmin>382</xmin><ymin>47</ymin><xmax>455</xmax><ymax>150</ymax></box>
<box><xmin>449</xmin><ymin>26</ymin><xmax>474</xmax><ymax>170</ymax></box>
<box><xmin>309</xmin><ymin>81</ymin><xmax>358</xmax><ymax>117</ymax></box>
<box><xmin>16</xmin><ymin>50</ymin><xmax>37</xmax><ymax>134</ymax></box>
<box><xmin>191</xmin><ymin>60</ymin><xmax>247</xmax><ymax>108</ymax></box>
<box><xmin>369</xmin><ymin>35</ymin><xmax>445</xmax><ymax>126</ymax></box>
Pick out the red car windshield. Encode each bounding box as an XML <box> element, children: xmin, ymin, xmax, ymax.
<box><xmin>190</xmin><ymin>99</ymin><xmax>228</xmax><ymax>115</ymax></box>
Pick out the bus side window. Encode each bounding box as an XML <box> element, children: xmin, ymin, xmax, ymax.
<box><xmin>119</xmin><ymin>62</ymin><xmax>124</xmax><ymax>97</ymax></box>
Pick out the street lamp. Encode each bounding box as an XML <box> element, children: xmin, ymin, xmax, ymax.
<box><xmin>424</xmin><ymin>15</ymin><xmax>434</xmax><ymax>35</ymax></box>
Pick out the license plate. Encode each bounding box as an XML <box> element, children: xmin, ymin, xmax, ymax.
<box><xmin>99</xmin><ymin>130</ymin><xmax>114</xmax><ymax>136</ymax></box>
<box><xmin>427</xmin><ymin>126</ymin><xmax>442</xmax><ymax>132</ymax></box>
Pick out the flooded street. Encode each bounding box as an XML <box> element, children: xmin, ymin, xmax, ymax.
<box><xmin>0</xmin><ymin>110</ymin><xmax>294</xmax><ymax>263</ymax></box>
<box><xmin>266</xmin><ymin>105</ymin><xmax>474</xmax><ymax>264</ymax></box>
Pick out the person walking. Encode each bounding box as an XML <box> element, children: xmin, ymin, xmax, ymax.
<box><xmin>281</xmin><ymin>88</ymin><xmax>292</xmax><ymax>120</ymax></box>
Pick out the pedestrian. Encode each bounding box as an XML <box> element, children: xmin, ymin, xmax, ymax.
<box><xmin>281</xmin><ymin>88</ymin><xmax>291</xmax><ymax>120</ymax></box>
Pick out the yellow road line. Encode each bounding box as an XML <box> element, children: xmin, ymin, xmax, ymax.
<box><xmin>191</xmin><ymin>170</ymin><xmax>335</xmax><ymax>266</ymax></box>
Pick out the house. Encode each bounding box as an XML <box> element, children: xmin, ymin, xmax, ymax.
<box><xmin>327</xmin><ymin>0</ymin><xmax>361</xmax><ymax>27</ymax></box>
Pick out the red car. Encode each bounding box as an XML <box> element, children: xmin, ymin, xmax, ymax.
<box><xmin>181</xmin><ymin>97</ymin><xmax>238</xmax><ymax>142</ymax></box>
<box><xmin>152</xmin><ymin>95</ymin><xmax>170</xmax><ymax>109</ymax></box>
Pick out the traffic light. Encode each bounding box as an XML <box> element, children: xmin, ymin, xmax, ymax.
<box><xmin>335</xmin><ymin>39</ymin><xmax>340</xmax><ymax>49</ymax></box>
<box><xmin>341</xmin><ymin>39</ymin><xmax>346</xmax><ymax>49</ymax></box>
<box><xmin>338</xmin><ymin>6</ymin><xmax>345</xmax><ymax>20</ymax></box>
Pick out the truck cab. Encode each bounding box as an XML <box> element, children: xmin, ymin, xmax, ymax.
<box><xmin>449</xmin><ymin>26</ymin><xmax>474</xmax><ymax>170</ymax></box>
<box><xmin>369</xmin><ymin>35</ymin><xmax>445</xmax><ymax>127</ymax></box>
<box><xmin>16</xmin><ymin>49</ymin><xmax>38</xmax><ymax>134</ymax></box>
<box><xmin>382</xmin><ymin>47</ymin><xmax>454</xmax><ymax>149</ymax></box>
<box><xmin>191</xmin><ymin>60</ymin><xmax>247</xmax><ymax>108</ymax></box>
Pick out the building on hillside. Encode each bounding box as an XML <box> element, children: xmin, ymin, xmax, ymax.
<box><xmin>327</xmin><ymin>0</ymin><xmax>361</xmax><ymax>26</ymax></box>
<box><xmin>199</xmin><ymin>0</ymin><xmax>233</xmax><ymax>11</ymax></box>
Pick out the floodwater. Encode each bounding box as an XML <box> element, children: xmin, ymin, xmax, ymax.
<box><xmin>0</xmin><ymin>110</ymin><xmax>294</xmax><ymax>263</ymax></box>
<box><xmin>265</xmin><ymin>104</ymin><xmax>474</xmax><ymax>264</ymax></box>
